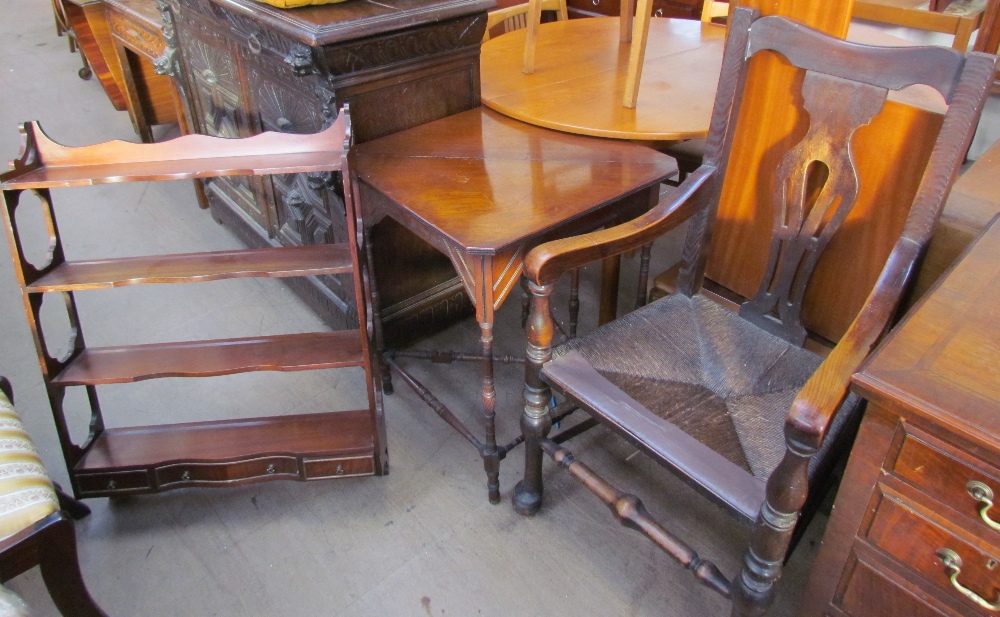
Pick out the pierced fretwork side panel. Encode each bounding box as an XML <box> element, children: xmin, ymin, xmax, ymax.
<box><xmin>739</xmin><ymin>72</ymin><xmax>889</xmax><ymax>345</ymax></box>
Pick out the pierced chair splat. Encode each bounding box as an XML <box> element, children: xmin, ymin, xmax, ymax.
<box><xmin>514</xmin><ymin>7</ymin><xmax>996</xmax><ymax>617</ymax></box>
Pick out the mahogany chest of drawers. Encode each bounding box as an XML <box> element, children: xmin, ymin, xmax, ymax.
<box><xmin>800</xmin><ymin>218</ymin><xmax>1000</xmax><ymax>616</ymax></box>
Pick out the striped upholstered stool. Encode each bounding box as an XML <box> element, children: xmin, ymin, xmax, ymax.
<box><xmin>0</xmin><ymin>378</ymin><xmax>106</xmax><ymax>617</ymax></box>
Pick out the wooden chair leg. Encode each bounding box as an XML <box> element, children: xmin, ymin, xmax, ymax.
<box><xmin>513</xmin><ymin>281</ymin><xmax>556</xmax><ymax>515</ymax></box>
<box><xmin>522</xmin><ymin>0</ymin><xmax>544</xmax><ymax>74</ymax></box>
<box><xmin>730</xmin><ymin>443</ymin><xmax>813</xmax><ymax>617</ymax></box>
<box><xmin>36</xmin><ymin>513</ymin><xmax>107</xmax><ymax>617</ymax></box>
<box><xmin>54</xmin><ymin>485</ymin><xmax>90</xmax><ymax>521</ymax></box>
<box><xmin>622</xmin><ymin>0</ymin><xmax>654</xmax><ymax>108</ymax></box>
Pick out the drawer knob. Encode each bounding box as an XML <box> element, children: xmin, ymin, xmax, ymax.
<box><xmin>266</xmin><ymin>464</ymin><xmax>277</xmax><ymax>474</ymax></box>
<box><xmin>654</xmin><ymin>8</ymin><xmax>663</xmax><ymax>16</ymax></box>
<box><xmin>967</xmin><ymin>481</ymin><xmax>1000</xmax><ymax>532</ymax></box>
<box><xmin>107</xmin><ymin>479</ymin><xmax>116</xmax><ymax>490</ymax></box>
<box><xmin>181</xmin><ymin>471</ymin><xmax>191</xmax><ymax>481</ymax></box>
<box><xmin>937</xmin><ymin>548</ymin><xmax>1000</xmax><ymax>611</ymax></box>
<box><xmin>336</xmin><ymin>464</ymin><xmax>345</xmax><ymax>476</ymax></box>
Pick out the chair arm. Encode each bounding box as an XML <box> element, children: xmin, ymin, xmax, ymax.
<box><xmin>524</xmin><ymin>165</ymin><xmax>718</xmax><ymax>287</ymax></box>
<box><xmin>785</xmin><ymin>238</ymin><xmax>923</xmax><ymax>449</ymax></box>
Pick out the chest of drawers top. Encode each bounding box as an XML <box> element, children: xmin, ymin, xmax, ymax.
<box><xmin>854</xmin><ymin>216</ymin><xmax>1000</xmax><ymax>453</ymax></box>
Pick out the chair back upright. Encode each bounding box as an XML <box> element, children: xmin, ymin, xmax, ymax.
<box><xmin>485</xmin><ymin>0</ymin><xmax>567</xmax><ymax>43</ymax></box>
<box><xmin>680</xmin><ymin>13</ymin><xmax>993</xmax><ymax>347</ymax></box>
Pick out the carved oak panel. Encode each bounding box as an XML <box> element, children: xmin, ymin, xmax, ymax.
<box><xmin>169</xmin><ymin>0</ymin><xmax>486</xmax><ymax>343</ymax></box>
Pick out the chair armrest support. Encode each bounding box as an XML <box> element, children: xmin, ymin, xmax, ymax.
<box><xmin>785</xmin><ymin>237</ymin><xmax>923</xmax><ymax>448</ymax></box>
<box><xmin>524</xmin><ymin>165</ymin><xmax>717</xmax><ymax>287</ymax></box>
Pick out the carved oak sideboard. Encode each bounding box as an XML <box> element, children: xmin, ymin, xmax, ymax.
<box><xmin>159</xmin><ymin>0</ymin><xmax>491</xmax><ymax>344</ymax></box>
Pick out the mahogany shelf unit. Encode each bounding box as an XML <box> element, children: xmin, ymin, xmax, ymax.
<box><xmin>0</xmin><ymin>109</ymin><xmax>387</xmax><ymax>499</ymax></box>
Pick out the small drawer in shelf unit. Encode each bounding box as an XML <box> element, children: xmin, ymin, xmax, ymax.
<box><xmin>156</xmin><ymin>456</ymin><xmax>302</xmax><ymax>487</ymax></box>
<box><xmin>76</xmin><ymin>470</ymin><xmax>152</xmax><ymax>497</ymax></box>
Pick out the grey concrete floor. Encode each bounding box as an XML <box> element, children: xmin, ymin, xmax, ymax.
<box><xmin>0</xmin><ymin>2</ymin><xmax>993</xmax><ymax>615</ymax></box>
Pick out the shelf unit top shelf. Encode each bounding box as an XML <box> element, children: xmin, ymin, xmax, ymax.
<box><xmin>27</xmin><ymin>244</ymin><xmax>354</xmax><ymax>292</ymax></box>
<box><xmin>51</xmin><ymin>330</ymin><xmax>364</xmax><ymax>386</ymax></box>
<box><xmin>1</xmin><ymin>120</ymin><xmax>349</xmax><ymax>190</ymax></box>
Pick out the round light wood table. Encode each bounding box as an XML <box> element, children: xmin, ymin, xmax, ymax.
<box><xmin>481</xmin><ymin>17</ymin><xmax>728</xmax><ymax>141</ymax></box>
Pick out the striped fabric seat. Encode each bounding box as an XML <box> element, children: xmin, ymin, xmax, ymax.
<box><xmin>0</xmin><ymin>391</ymin><xmax>58</xmax><ymax>543</ymax></box>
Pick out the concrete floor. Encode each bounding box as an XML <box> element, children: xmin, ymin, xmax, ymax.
<box><xmin>0</xmin><ymin>2</ymin><xmax>993</xmax><ymax>615</ymax></box>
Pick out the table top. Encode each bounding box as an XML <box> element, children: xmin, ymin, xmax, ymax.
<box><xmin>481</xmin><ymin>18</ymin><xmax>727</xmax><ymax>141</ymax></box>
<box><xmin>355</xmin><ymin>107</ymin><xmax>675</xmax><ymax>254</ymax></box>
<box><xmin>481</xmin><ymin>18</ymin><xmax>948</xmax><ymax>141</ymax></box>
<box><xmin>853</xmin><ymin>215</ymin><xmax>1000</xmax><ymax>446</ymax></box>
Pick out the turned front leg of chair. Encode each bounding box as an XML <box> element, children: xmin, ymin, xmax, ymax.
<box><xmin>730</xmin><ymin>438</ymin><xmax>815</xmax><ymax>617</ymax></box>
<box><xmin>513</xmin><ymin>281</ymin><xmax>556</xmax><ymax>515</ymax></box>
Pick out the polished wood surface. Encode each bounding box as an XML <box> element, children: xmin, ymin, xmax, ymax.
<box><xmin>481</xmin><ymin>17</ymin><xmax>727</xmax><ymax>140</ymax></box>
<box><xmin>357</xmin><ymin>108</ymin><xmax>675</xmax><ymax>255</ymax></box>
<box><xmin>357</xmin><ymin>106</ymin><xmax>674</xmax><ymax>503</ymax></box>
<box><xmin>514</xmin><ymin>8</ymin><xmax>995</xmax><ymax>615</ymax></box>
<box><xmin>801</xmin><ymin>217</ymin><xmax>1000</xmax><ymax>616</ymax></box>
<box><xmin>1</xmin><ymin>111</ymin><xmax>388</xmax><ymax>498</ymax></box>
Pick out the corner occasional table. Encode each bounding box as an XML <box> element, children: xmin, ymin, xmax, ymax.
<box><xmin>356</xmin><ymin>107</ymin><xmax>675</xmax><ymax>503</ymax></box>
<box><xmin>800</xmin><ymin>216</ymin><xmax>1000</xmax><ymax>615</ymax></box>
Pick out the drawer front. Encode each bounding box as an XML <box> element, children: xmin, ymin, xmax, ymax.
<box><xmin>303</xmin><ymin>455</ymin><xmax>375</xmax><ymax>479</ymax></box>
<box><xmin>892</xmin><ymin>427</ymin><xmax>1000</xmax><ymax>540</ymax></box>
<box><xmin>567</xmin><ymin>0</ymin><xmax>620</xmax><ymax>17</ymax></box>
<box><xmin>156</xmin><ymin>456</ymin><xmax>300</xmax><ymax>487</ymax></box>
<box><xmin>649</xmin><ymin>0</ymin><xmax>701</xmax><ymax>18</ymax></box>
<box><xmin>867</xmin><ymin>489</ymin><xmax>1000</xmax><ymax>614</ymax></box>
<box><xmin>837</xmin><ymin>551</ymin><xmax>960</xmax><ymax>617</ymax></box>
<box><xmin>76</xmin><ymin>470</ymin><xmax>151</xmax><ymax>496</ymax></box>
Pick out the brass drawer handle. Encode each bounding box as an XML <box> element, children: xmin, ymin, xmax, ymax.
<box><xmin>968</xmin><ymin>481</ymin><xmax>1000</xmax><ymax>532</ymax></box>
<box><xmin>937</xmin><ymin>548</ymin><xmax>1000</xmax><ymax>611</ymax></box>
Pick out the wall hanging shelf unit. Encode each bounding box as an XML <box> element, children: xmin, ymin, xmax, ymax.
<box><xmin>0</xmin><ymin>109</ymin><xmax>387</xmax><ymax>498</ymax></box>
